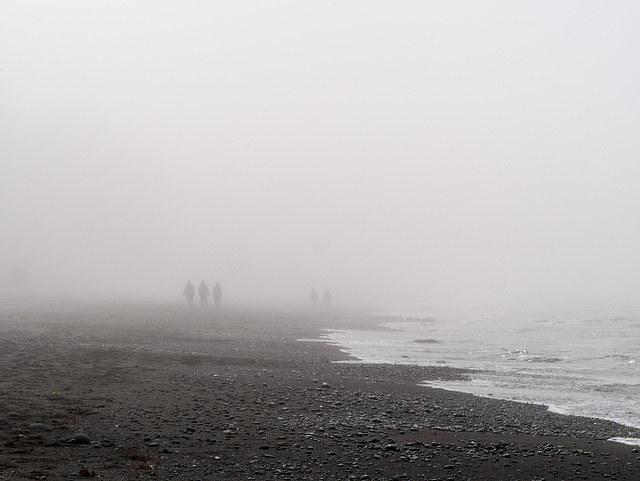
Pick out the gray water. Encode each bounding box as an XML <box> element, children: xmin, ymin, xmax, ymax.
<box><xmin>323</xmin><ymin>306</ymin><xmax>640</xmax><ymax>434</ymax></box>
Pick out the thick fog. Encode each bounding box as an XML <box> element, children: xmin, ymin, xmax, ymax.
<box><xmin>2</xmin><ymin>2</ymin><xmax>639</xmax><ymax>308</ymax></box>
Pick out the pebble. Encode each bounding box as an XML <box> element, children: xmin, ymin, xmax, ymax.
<box><xmin>68</xmin><ymin>433</ymin><xmax>91</xmax><ymax>444</ymax></box>
<box><xmin>28</xmin><ymin>423</ymin><xmax>44</xmax><ymax>430</ymax></box>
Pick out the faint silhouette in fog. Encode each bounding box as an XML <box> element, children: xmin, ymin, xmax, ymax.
<box><xmin>183</xmin><ymin>281</ymin><xmax>195</xmax><ymax>308</ymax></box>
<box><xmin>212</xmin><ymin>281</ymin><xmax>222</xmax><ymax>308</ymax></box>
<box><xmin>198</xmin><ymin>280</ymin><xmax>210</xmax><ymax>307</ymax></box>
<box><xmin>310</xmin><ymin>288</ymin><xmax>318</xmax><ymax>308</ymax></box>
<box><xmin>323</xmin><ymin>288</ymin><xmax>331</xmax><ymax>309</ymax></box>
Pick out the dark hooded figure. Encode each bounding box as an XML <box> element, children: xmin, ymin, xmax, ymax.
<box><xmin>183</xmin><ymin>281</ymin><xmax>195</xmax><ymax>308</ymax></box>
<box><xmin>212</xmin><ymin>282</ymin><xmax>222</xmax><ymax>308</ymax></box>
<box><xmin>198</xmin><ymin>280</ymin><xmax>210</xmax><ymax>307</ymax></box>
<box><xmin>310</xmin><ymin>288</ymin><xmax>318</xmax><ymax>308</ymax></box>
<box><xmin>323</xmin><ymin>288</ymin><xmax>331</xmax><ymax>309</ymax></box>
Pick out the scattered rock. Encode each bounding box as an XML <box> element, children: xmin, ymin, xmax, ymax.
<box><xmin>67</xmin><ymin>433</ymin><xmax>91</xmax><ymax>444</ymax></box>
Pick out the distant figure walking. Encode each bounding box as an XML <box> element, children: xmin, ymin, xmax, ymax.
<box><xmin>198</xmin><ymin>281</ymin><xmax>210</xmax><ymax>308</ymax></box>
<box><xmin>323</xmin><ymin>288</ymin><xmax>331</xmax><ymax>309</ymax></box>
<box><xmin>183</xmin><ymin>281</ymin><xmax>195</xmax><ymax>308</ymax></box>
<box><xmin>212</xmin><ymin>282</ymin><xmax>223</xmax><ymax>308</ymax></box>
<box><xmin>310</xmin><ymin>288</ymin><xmax>318</xmax><ymax>308</ymax></box>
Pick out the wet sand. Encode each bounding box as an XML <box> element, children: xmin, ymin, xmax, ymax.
<box><xmin>2</xmin><ymin>300</ymin><xmax>640</xmax><ymax>480</ymax></box>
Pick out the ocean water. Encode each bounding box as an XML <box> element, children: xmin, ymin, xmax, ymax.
<box><xmin>322</xmin><ymin>306</ymin><xmax>640</xmax><ymax>432</ymax></box>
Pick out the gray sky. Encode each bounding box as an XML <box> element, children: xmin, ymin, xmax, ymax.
<box><xmin>2</xmin><ymin>1</ymin><xmax>639</xmax><ymax>308</ymax></box>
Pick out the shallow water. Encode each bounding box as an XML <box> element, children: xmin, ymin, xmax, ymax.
<box><xmin>323</xmin><ymin>306</ymin><xmax>640</xmax><ymax>430</ymax></box>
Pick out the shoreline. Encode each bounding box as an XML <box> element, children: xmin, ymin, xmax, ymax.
<box><xmin>2</xmin><ymin>301</ymin><xmax>640</xmax><ymax>479</ymax></box>
<box><xmin>325</xmin><ymin>310</ymin><xmax>640</xmax><ymax>436</ymax></box>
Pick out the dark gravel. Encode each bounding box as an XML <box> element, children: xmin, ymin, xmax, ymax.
<box><xmin>1</xmin><ymin>301</ymin><xmax>640</xmax><ymax>480</ymax></box>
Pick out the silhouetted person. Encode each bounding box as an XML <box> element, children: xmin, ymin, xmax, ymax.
<box><xmin>198</xmin><ymin>280</ymin><xmax>210</xmax><ymax>307</ymax></box>
<box><xmin>212</xmin><ymin>282</ymin><xmax>222</xmax><ymax>308</ymax></box>
<box><xmin>323</xmin><ymin>288</ymin><xmax>331</xmax><ymax>309</ymax></box>
<box><xmin>310</xmin><ymin>288</ymin><xmax>318</xmax><ymax>308</ymax></box>
<box><xmin>183</xmin><ymin>281</ymin><xmax>195</xmax><ymax>308</ymax></box>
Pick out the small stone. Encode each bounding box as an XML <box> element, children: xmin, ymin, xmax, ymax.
<box><xmin>28</xmin><ymin>423</ymin><xmax>44</xmax><ymax>430</ymax></box>
<box><xmin>68</xmin><ymin>433</ymin><xmax>91</xmax><ymax>444</ymax></box>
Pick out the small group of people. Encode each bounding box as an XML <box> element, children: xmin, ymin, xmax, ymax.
<box><xmin>183</xmin><ymin>280</ymin><xmax>222</xmax><ymax>308</ymax></box>
<box><xmin>184</xmin><ymin>281</ymin><xmax>330</xmax><ymax>310</ymax></box>
<box><xmin>310</xmin><ymin>287</ymin><xmax>331</xmax><ymax>309</ymax></box>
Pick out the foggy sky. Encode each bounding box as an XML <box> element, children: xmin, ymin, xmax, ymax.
<box><xmin>2</xmin><ymin>1</ymin><xmax>640</xmax><ymax>308</ymax></box>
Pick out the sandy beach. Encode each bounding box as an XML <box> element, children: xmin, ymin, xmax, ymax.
<box><xmin>2</xmin><ymin>300</ymin><xmax>640</xmax><ymax>480</ymax></box>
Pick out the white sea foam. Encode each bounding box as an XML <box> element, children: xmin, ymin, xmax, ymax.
<box><xmin>608</xmin><ymin>437</ymin><xmax>640</xmax><ymax>446</ymax></box>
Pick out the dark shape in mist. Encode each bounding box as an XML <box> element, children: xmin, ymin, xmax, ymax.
<box><xmin>310</xmin><ymin>287</ymin><xmax>318</xmax><ymax>308</ymax></box>
<box><xmin>212</xmin><ymin>281</ymin><xmax>222</xmax><ymax>308</ymax></box>
<box><xmin>323</xmin><ymin>288</ymin><xmax>331</xmax><ymax>309</ymax></box>
<box><xmin>198</xmin><ymin>280</ymin><xmax>209</xmax><ymax>308</ymax></box>
<box><xmin>183</xmin><ymin>281</ymin><xmax>195</xmax><ymax>308</ymax></box>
